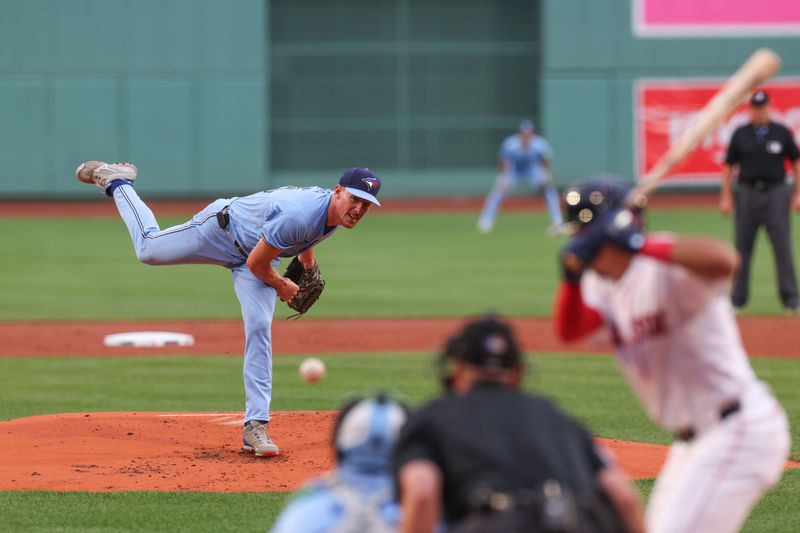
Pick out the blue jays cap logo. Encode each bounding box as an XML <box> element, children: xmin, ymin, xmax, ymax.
<box><xmin>362</xmin><ymin>177</ymin><xmax>379</xmax><ymax>191</ymax></box>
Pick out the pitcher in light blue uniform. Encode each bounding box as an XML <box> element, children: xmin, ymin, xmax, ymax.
<box><xmin>75</xmin><ymin>161</ymin><xmax>382</xmax><ymax>457</ymax></box>
<box><xmin>477</xmin><ymin>120</ymin><xmax>563</xmax><ymax>235</ymax></box>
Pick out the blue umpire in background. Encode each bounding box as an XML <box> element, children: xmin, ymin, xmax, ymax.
<box><xmin>720</xmin><ymin>90</ymin><xmax>800</xmax><ymax>313</ymax></box>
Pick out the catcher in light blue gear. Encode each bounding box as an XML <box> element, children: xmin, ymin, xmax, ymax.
<box><xmin>270</xmin><ymin>394</ymin><xmax>410</xmax><ymax>533</ymax></box>
<box><xmin>477</xmin><ymin>119</ymin><xmax>564</xmax><ymax>235</ymax></box>
<box><xmin>75</xmin><ymin>161</ymin><xmax>381</xmax><ymax>457</ymax></box>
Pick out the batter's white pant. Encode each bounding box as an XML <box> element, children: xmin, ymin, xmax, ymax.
<box><xmin>646</xmin><ymin>383</ymin><xmax>790</xmax><ymax>533</ymax></box>
<box><xmin>112</xmin><ymin>184</ymin><xmax>278</xmax><ymax>425</ymax></box>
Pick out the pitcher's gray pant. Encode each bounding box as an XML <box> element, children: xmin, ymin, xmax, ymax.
<box><xmin>732</xmin><ymin>181</ymin><xmax>799</xmax><ymax>309</ymax></box>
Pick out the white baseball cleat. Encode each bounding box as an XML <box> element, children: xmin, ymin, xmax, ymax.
<box><xmin>75</xmin><ymin>160</ymin><xmax>138</xmax><ymax>190</ymax></box>
<box><xmin>242</xmin><ymin>420</ymin><xmax>280</xmax><ymax>457</ymax></box>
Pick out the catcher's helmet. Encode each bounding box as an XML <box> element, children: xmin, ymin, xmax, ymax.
<box><xmin>562</xmin><ymin>176</ymin><xmax>635</xmax><ymax>234</ymax></box>
<box><xmin>333</xmin><ymin>392</ymin><xmax>410</xmax><ymax>472</ymax></box>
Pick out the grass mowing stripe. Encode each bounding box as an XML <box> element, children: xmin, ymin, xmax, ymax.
<box><xmin>2</xmin><ymin>209</ymin><xmax>799</xmax><ymax>319</ymax></box>
<box><xmin>0</xmin><ymin>471</ymin><xmax>796</xmax><ymax>532</ymax></box>
<box><xmin>0</xmin><ymin>491</ymin><xmax>294</xmax><ymax>532</ymax></box>
<box><xmin>0</xmin><ymin>353</ymin><xmax>441</xmax><ymax>422</ymax></box>
<box><xmin>0</xmin><ymin>213</ymin><xmax>559</xmax><ymax>320</ymax></box>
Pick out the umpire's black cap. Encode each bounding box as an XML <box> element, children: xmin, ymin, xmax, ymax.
<box><xmin>445</xmin><ymin>316</ymin><xmax>522</xmax><ymax>370</ymax></box>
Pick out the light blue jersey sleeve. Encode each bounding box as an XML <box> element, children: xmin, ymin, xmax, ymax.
<box><xmin>260</xmin><ymin>202</ymin><xmax>311</xmax><ymax>251</ymax></box>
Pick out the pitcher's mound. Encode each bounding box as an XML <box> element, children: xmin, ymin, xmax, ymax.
<box><xmin>1</xmin><ymin>411</ymin><xmax>796</xmax><ymax>492</ymax></box>
<box><xmin>0</xmin><ymin>411</ymin><xmax>337</xmax><ymax>492</ymax></box>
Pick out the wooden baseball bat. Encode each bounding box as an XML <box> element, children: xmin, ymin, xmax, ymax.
<box><xmin>626</xmin><ymin>48</ymin><xmax>782</xmax><ymax>207</ymax></box>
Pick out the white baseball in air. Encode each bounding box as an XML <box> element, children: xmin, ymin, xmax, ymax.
<box><xmin>299</xmin><ymin>357</ymin><xmax>326</xmax><ymax>384</ymax></box>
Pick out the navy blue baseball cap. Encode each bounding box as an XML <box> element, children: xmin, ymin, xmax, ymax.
<box><xmin>338</xmin><ymin>168</ymin><xmax>382</xmax><ymax>206</ymax></box>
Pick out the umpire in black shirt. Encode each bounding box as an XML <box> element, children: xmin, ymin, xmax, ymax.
<box><xmin>393</xmin><ymin>316</ymin><xmax>644</xmax><ymax>533</ymax></box>
<box><xmin>720</xmin><ymin>90</ymin><xmax>800</xmax><ymax>312</ymax></box>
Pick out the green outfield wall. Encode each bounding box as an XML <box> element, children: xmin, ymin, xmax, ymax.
<box><xmin>0</xmin><ymin>0</ymin><xmax>798</xmax><ymax>198</ymax></box>
<box><xmin>0</xmin><ymin>0</ymin><xmax>268</xmax><ymax>198</ymax></box>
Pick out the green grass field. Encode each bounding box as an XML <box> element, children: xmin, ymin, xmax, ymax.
<box><xmin>2</xmin><ymin>209</ymin><xmax>799</xmax><ymax>320</ymax></box>
<box><xmin>1</xmin><ymin>207</ymin><xmax>798</xmax><ymax>532</ymax></box>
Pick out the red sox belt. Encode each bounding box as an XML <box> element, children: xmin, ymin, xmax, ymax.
<box><xmin>675</xmin><ymin>399</ymin><xmax>741</xmax><ymax>442</ymax></box>
<box><xmin>216</xmin><ymin>207</ymin><xmax>249</xmax><ymax>258</ymax></box>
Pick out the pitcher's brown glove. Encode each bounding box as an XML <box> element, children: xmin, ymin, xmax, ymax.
<box><xmin>283</xmin><ymin>257</ymin><xmax>325</xmax><ymax>317</ymax></box>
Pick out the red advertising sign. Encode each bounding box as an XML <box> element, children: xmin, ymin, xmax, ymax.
<box><xmin>635</xmin><ymin>79</ymin><xmax>800</xmax><ymax>184</ymax></box>
<box><xmin>633</xmin><ymin>0</ymin><xmax>800</xmax><ymax>36</ymax></box>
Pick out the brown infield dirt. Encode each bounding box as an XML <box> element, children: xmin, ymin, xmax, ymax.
<box><xmin>0</xmin><ymin>412</ymin><xmax>663</xmax><ymax>492</ymax></box>
<box><xmin>3</xmin><ymin>411</ymin><xmax>794</xmax><ymax>492</ymax></box>
<box><xmin>1</xmin><ymin>316</ymin><xmax>799</xmax><ymax>359</ymax></box>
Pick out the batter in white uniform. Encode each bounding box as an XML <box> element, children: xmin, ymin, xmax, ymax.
<box><xmin>553</xmin><ymin>178</ymin><xmax>790</xmax><ymax>533</ymax></box>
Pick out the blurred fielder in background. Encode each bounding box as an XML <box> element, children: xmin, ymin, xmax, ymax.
<box><xmin>75</xmin><ymin>161</ymin><xmax>381</xmax><ymax>458</ymax></box>
<box><xmin>271</xmin><ymin>393</ymin><xmax>409</xmax><ymax>533</ymax></box>
<box><xmin>477</xmin><ymin>119</ymin><xmax>564</xmax><ymax>235</ymax></box>
<box><xmin>555</xmin><ymin>178</ymin><xmax>790</xmax><ymax>533</ymax></box>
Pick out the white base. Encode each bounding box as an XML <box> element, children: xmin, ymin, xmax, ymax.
<box><xmin>103</xmin><ymin>331</ymin><xmax>195</xmax><ymax>348</ymax></box>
